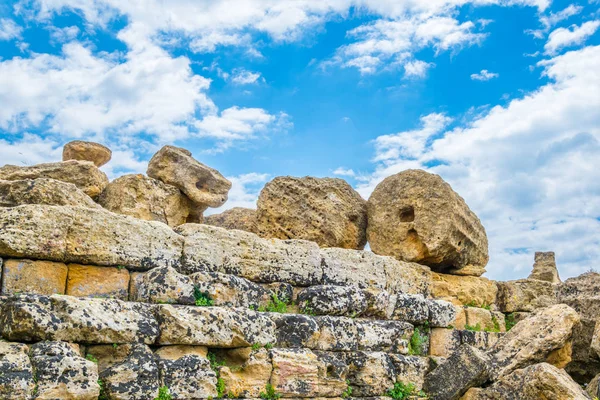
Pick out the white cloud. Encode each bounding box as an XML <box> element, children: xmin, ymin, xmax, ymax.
<box><xmin>360</xmin><ymin>45</ymin><xmax>600</xmax><ymax>281</ymax></box>
<box><xmin>47</xmin><ymin>25</ymin><xmax>80</xmax><ymax>42</ymax></box>
<box><xmin>230</xmin><ymin>68</ymin><xmax>263</xmax><ymax>85</ymax></box>
<box><xmin>333</xmin><ymin>167</ymin><xmax>356</xmax><ymax>177</ymax></box>
<box><xmin>544</xmin><ymin>20</ymin><xmax>600</xmax><ymax>55</ymax></box>
<box><xmin>470</xmin><ymin>69</ymin><xmax>499</xmax><ymax>81</ymax></box>
<box><xmin>206</xmin><ymin>172</ymin><xmax>270</xmax><ymax>215</ymax></box>
<box><xmin>404</xmin><ymin>60</ymin><xmax>433</xmax><ymax>78</ymax></box>
<box><xmin>0</xmin><ymin>18</ymin><xmax>22</xmax><ymax>41</ymax></box>
<box><xmin>0</xmin><ymin>133</ymin><xmax>61</xmax><ymax>166</ymax></box>
<box><xmin>525</xmin><ymin>4</ymin><xmax>583</xmax><ymax>39</ymax></box>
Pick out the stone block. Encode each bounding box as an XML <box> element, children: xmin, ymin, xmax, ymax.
<box><xmin>66</xmin><ymin>264</ymin><xmax>130</xmax><ymax>299</ymax></box>
<box><xmin>1</xmin><ymin>259</ymin><xmax>67</xmax><ymax>296</ymax></box>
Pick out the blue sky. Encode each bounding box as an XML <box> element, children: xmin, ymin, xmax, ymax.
<box><xmin>0</xmin><ymin>0</ymin><xmax>599</xmax><ymax>281</ymax></box>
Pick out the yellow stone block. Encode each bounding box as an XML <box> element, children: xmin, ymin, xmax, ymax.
<box><xmin>1</xmin><ymin>259</ymin><xmax>67</xmax><ymax>295</ymax></box>
<box><xmin>66</xmin><ymin>264</ymin><xmax>130</xmax><ymax>300</ymax></box>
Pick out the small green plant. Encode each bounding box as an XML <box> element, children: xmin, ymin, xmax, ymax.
<box><xmin>207</xmin><ymin>351</ymin><xmax>225</xmax><ymax>373</ymax></box>
<box><xmin>465</xmin><ymin>323</ymin><xmax>482</xmax><ymax>332</ymax></box>
<box><xmin>264</xmin><ymin>343</ymin><xmax>273</xmax><ymax>350</ymax></box>
<box><xmin>505</xmin><ymin>313</ymin><xmax>516</xmax><ymax>331</ymax></box>
<box><xmin>194</xmin><ymin>286</ymin><xmax>214</xmax><ymax>307</ymax></box>
<box><xmin>216</xmin><ymin>378</ymin><xmax>226</xmax><ymax>398</ymax></box>
<box><xmin>85</xmin><ymin>354</ymin><xmax>98</xmax><ymax>363</ymax></box>
<box><xmin>252</xmin><ymin>343</ymin><xmax>262</xmax><ymax>351</ymax></box>
<box><xmin>464</xmin><ymin>300</ymin><xmax>478</xmax><ymax>308</ymax></box>
<box><xmin>341</xmin><ymin>380</ymin><xmax>353</xmax><ymax>398</ymax></box>
<box><xmin>485</xmin><ymin>314</ymin><xmax>501</xmax><ymax>333</ymax></box>
<box><xmin>386</xmin><ymin>382</ymin><xmax>427</xmax><ymax>399</ymax></box>
<box><xmin>98</xmin><ymin>379</ymin><xmax>108</xmax><ymax>400</ymax></box>
<box><xmin>482</xmin><ymin>303</ymin><xmax>492</xmax><ymax>311</ymax></box>
<box><xmin>408</xmin><ymin>327</ymin><xmax>428</xmax><ymax>356</ymax></box>
<box><xmin>117</xmin><ymin>265</ymin><xmax>126</xmax><ymax>270</ymax></box>
<box><xmin>300</xmin><ymin>301</ymin><xmax>317</xmax><ymax>316</ymax></box>
<box><xmin>259</xmin><ymin>383</ymin><xmax>282</xmax><ymax>400</ymax></box>
<box><xmin>112</xmin><ymin>343</ymin><xmax>118</xmax><ymax>349</ymax></box>
<box><xmin>258</xmin><ymin>294</ymin><xmax>289</xmax><ymax>313</ymax></box>
<box><xmin>155</xmin><ymin>386</ymin><xmax>172</xmax><ymax>400</ymax></box>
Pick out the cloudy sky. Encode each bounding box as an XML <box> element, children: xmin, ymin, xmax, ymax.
<box><xmin>1</xmin><ymin>0</ymin><xmax>599</xmax><ymax>281</ymax></box>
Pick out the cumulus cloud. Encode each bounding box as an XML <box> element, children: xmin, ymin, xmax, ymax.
<box><xmin>404</xmin><ymin>60</ymin><xmax>433</xmax><ymax>78</ymax></box>
<box><xmin>544</xmin><ymin>20</ymin><xmax>600</xmax><ymax>55</ymax></box>
<box><xmin>526</xmin><ymin>4</ymin><xmax>583</xmax><ymax>38</ymax></box>
<box><xmin>0</xmin><ymin>18</ymin><xmax>22</xmax><ymax>41</ymax></box>
<box><xmin>206</xmin><ymin>172</ymin><xmax>270</xmax><ymax>215</ymax></box>
<box><xmin>230</xmin><ymin>68</ymin><xmax>263</xmax><ymax>85</ymax></box>
<box><xmin>471</xmin><ymin>69</ymin><xmax>499</xmax><ymax>81</ymax></box>
<box><xmin>333</xmin><ymin>167</ymin><xmax>356</xmax><ymax>177</ymax></box>
<box><xmin>359</xmin><ymin>45</ymin><xmax>600</xmax><ymax>281</ymax></box>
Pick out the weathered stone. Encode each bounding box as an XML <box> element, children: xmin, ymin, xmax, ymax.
<box><xmin>256</xmin><ymin>176</ymin><xmax>367</xmax><ymax>250</ymax></box>
<box><xmin>496</xmin><ymin>279</ymin><xmax>557</xmax><ymax>313</ymax></box>
<box><xmin>393</xmin><ymin>294</ymin><xmax>429</xmax><ymax>325</ymax></box>
<box><xmin>30</xmin><ymin>341</ymin><xmax>99</xmax><ymax>400</ymax></box>
<box><xmin>270</xmin><ymin>348</ymin><xmax>348</xmax><ymax>398</ymax></box>
<box><xmin>429</xmin><ymin>300</ymin><xmax>458</xmax><ymax>328</ymax></box>
<box><xmin>488</xmin><ymin>304</ymin><xmax>580</xmax><ymax>380</ymax></box>
<box><xmin>461</xmin><ymin>331</ymin><xmax>503</xmax><ymax>353</ymax></box>
<box><xmin>219</xmin><ymin>348</ymin><xmax>272</xmax><ymax>398</ymax></box>
<box><xmin>465</xmin><ymin>308</ymin><xmax>494</xmax><ymax>332</ymax></box>
<box><xmin>63</xmin><ymin>140</ymin><xmax>112</xmax><ymax>167</ymax></box>
<box><xmin>528</xmin><ymin>251</ymin><xmax>561</xmax><ymax>284</ymax></box>
<box><xmin>154</xmin><ymin>345</ymin><xmax>208</xmax><ymax>361</ymax></box>
<box><xmin>366</xmin><ymin>170</ymin><xmax>488</xmax><ymax>273</ymax></box>
<box><xmin>546</xmin><ymin>339</ymin><xmax>573</xmax><ymax>369</ymax></box>
<box><xmin>314</xmin><ymin>316</ymin><xmax>359</xmax><ymax>351</ymax></box>
<box><xmin>431</xmin><ymin>273</ymin><xmax>497</xmax><ymax>307</ymax></box>
<box><xmin>1</xmin><ymin>259</ymin><xmax>68</xmax><ymax>295</ymax></box>
<box><xmin>297</xmin><ymin>285</ymin><xmax>367</xmax><ymax>317</ymax></box>
<box><xmin>87</xmin><ymin>344</ymin><xmax>138</xmax><ymax>372</ymax></box>
<box><xmin>592</xmin><ymin>320</ymin><xmax>600</xmax><ymax>359</ymax></box>
<box><xmin>157</xmin><ymin>305</ymin><xmax>276</xmax><ymax>347</ymax></box>
<box><xmin>0</xmin><ymin>295</ymin><xmax>159</xmax><ymax>344</ymax></box>
<box><xmin>204</xmin><ymin>207</ymin><xmax>258</xmax><ymax>233</ymax></box>
<box><xmin>0</xmin><ymin>160</ymin><xmax>108</xmax><ymax>198</ymax></box>
<box><xmin>357</xmin><ymin>320</ymin><xmax>413</xmax><ymax>353</ymax></box>
<box><xmin>343</xmin><ymin>351</ymin><xmax>396</xmax><ymax>397</ymax></box>
<box><xmin>158</xmin><ymin>353</ymin><xmax>217</xmax><ymax>399</ymax></box>
<box><xmin>0</xmin><ymin>205</ymin><xmax>183</xmax><ymax>270</ymax></box>
<box><xmin>147</xmin><ymin>145</ymin><xmax>231</xmax><ymax>208</ymax></box>
<box><xmin>463</xmin><ymin>363</ymin><xmax>590</xmax><ymax>400</ymax></box>
<box><xmin>424</xmin><ymin>344</ymin><xmax>490</xmax><ymax>400</ymax></box>
<box><xmin>362</xmin><ymin>288</ymin><xmax>396</xmax><ymax>319</ymax></box>
<box><xmin>129</xmin><ymin>266</ymin><xmax>195</xmax><ymax>305</ymax></box>
<box><xmin>0</xmin><ymin>178</ymin><xmax>100</xmax><ymax>209</ymax></box>
<box><xmin>66</xmin><ymin>264</ymin><xmax>130</xmax><ymax>300</ymax></box>
<box><xmin>491</xmin><ymin>311</ymin><xmax>506</xmax><ymax>332</ymax></box>
<box><xmin>192</xmin><ymin>270</ymin><xmax>273</xmax><ymax>308</ymax></box>
<box><xmin>587</xmin><ymin>373</ymin><xmax>600</xmax><ymax>399</ymax></box>
<box><xmin>271</xmin><ymin>314</ymin><xmax>321</xmax><ymax>348</ymax></box>
<box><xmin>0</xmin><ymin>341</ymin><xmax>35</xmax><ymax>399</ymax></box>
<box><xmin>176</xmin><ymin>223</ymin><xmax>322</xmax><ymax>285</ymax></box>
<box><xmin>567</xmin><ymin>318</ymin><xmax>600</xmax><ymax>384</ymax></box>
<box><xmin>429</xmin><ymin>328</ymin><xmax>462</xmax><ymax>357</ymax></box>
<box><xmin>98</xmin><ymin>174</ymin><xmax>192</xmax><ymax>227</ymax></box>
<box><xmin>98</xmin><ymin>343</ymin><xmax>160</xmax><ymax>400</ymax></box>
<box><xmin>390</xmin><ymin>354</ymin><xmax>430</xmax><ymax>391</ymax></box>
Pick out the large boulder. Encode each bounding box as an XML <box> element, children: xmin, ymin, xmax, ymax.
<box><xmin>0</xmin><ymin>178</ymin><xmax>100</xmax><ymax>208</ymax></box>
<box><xmin>204</xmin><ymin>207</ymin><xmax>258</xmax><ymax>233</ymax></box>
<box><xmin>462</xmin><ymin>363</ymin><xmax>591</xmax><ymax>400</ymax></box>
<box><xmin>256</xmin><ymin>176</ymin><xmax>368</xmax><ymax>249</ymax></box>
<box><xmin>431</xmin><ymin>272</ymin><xmax>497</xmax><ymax>307</ymax></box>
<box><xmin>496</xmin><ymin>279</ymin><xmax>557</xmax><ymax>312</ymax></box>
<box><xmin>0</xmin><ymin>205</ymin><xmax>183</xmax><ymax>270</ymax></box>
<box><xmin>147</xmin><ymin>145</ymin><xmax>231</xmax><ymax>209</ymax></box>
<box><xmin>0</xmin><ymin>342</ymin><xmax>35</xmax><ymax>399</ymax></box>
<box><xmin>366</xmin><ymin>170</ymin><xmax>488</xmax><ymax>273</ymax></box>
<box><xmin>98</xmin><ymin>174</ymin><xmax>192</xmax><ymax>227</ymax></box>
<box><xmin>30</xmin><ymin>341</ymin><xmax>99</xmax><ymax>399</ymax></box>
<box><xmin>63</xmin><ymin>140</ymin><xmax>112</xmax><ymax>167</ymax></box>
<box><xmin>487</xmin><ymin>304</ymin><xmax>580</xmax><ymax>380</ymax></box>
<box><xmin>0</xmin><ymin>160</ymin><xmax>109</xmax><ymax>198</ymax></box>
<box><xmin>528</xmin><ymin>251</ymin><xmax>561</xmax><ymax>283</ymax></box>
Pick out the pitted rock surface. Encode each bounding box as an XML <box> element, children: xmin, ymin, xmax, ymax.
<box><xmin>496</xmin><ymin>279</ymin><xmax>557</xmax><ymax>313</ymax></box>
<box><xmin>366</xmin><ymin>169</ymin><xmax>488</xmax><ymax>273</ymax></box>
<box><xmin>297</xmin><ymin>285</ymin><xmax>367</xmax><ymax>317</ymax></box>
<box><xmin>0</xmin><ymin>160</ymin><xmax>109</xmax><ymax>198</ymax></box>
<box><xmin>158</xmin><ymin>354</ymin><xmax>217</xmax><ymax>399</ymax></box>
<box><xmin>0</xmin><ymin>341</ymin><xmax>35</xmax><ymax>399</ymax></box>
<box><xmin>528</xmin><ymin>251</ymin><xmax>561</xmax><ymax>284</ymax></box>
<box><xmin>99</xmin><ymin>174</ymin><xmax>192</xmax><ymax>227</ymax></box>
<box><xmin>204</xmin><ymin>207</ymin><xmax>258</xmax><ymax>234</ymax></box>
<box><xmin>0</xmin><ymin>178</ymin><xmax>100</xmax><ymax>209</ymax></box>
<box><xmin>256</xmin><ymin>176</ymin><xmax>368</xmax><ymax>249</ymax></box>
<box><xmin>147</xmin><ymin>145</ymin><xmax>231</xmax><ymax>208</ymax></box>
<box><xmin>219</xmin><ymin>348</ymin><xmax>272</xmax><ymax>398</ymax></box>
<box><xmin>63</xmin><ymin>140</ymin><xmax>112</xmax><ymax>167</ymax></box>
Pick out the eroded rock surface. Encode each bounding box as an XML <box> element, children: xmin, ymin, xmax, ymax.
<box><xmin>366</xmin><ymin>169</ymin><xmax>488</xmax><ymax>273</ymax></box>
<box><xmin>496</xmin><ymin>279</ymin><xmax>557</xmax><ymax>312</ymax></box>
<box><xmin>0</xmin><ymin>160</ymin><xmax>109</xmax><ymax>198</ymax></box>
<box><xmin>63</xmin><ymin>140</ymin><xmax>112</xmax><ymax>167</ymax></box>
<box><xmin>0</xmin><ymin>178</ymin><xmax>100</xmax><ymax>208</ymax></box>
<box><xmin>0</xmin><ymin>342</ymin><xmax>35</xmax><ymax>399</ymax></box>
<box><xmin>204</xmin><ymin>207</ymin><xmax>258</xmax><ymax>233</ymax></box>
<box><xmin>147</xmin><ymin>145</ymin><xmax>231</xmax><ymax>209</ymax></box>
<box><xmin>1</xmin><ymin>259</ymin><xmax>68</xmax><ymax>296</ymax></box>
<box><xmin>528</xmin><ymin>251</ymin><xmax>561</xmax><ymax>284</ymax></box>
<box><xmin>99</xmin><ymin>174</ymin><xmax>192</xmax><ymax>227</ymax></box>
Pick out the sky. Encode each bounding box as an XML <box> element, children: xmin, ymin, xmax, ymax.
<box><xmin>0</xmin><ymin>0</ymin><xmax>599</xmax><ymax>281</ymax></box>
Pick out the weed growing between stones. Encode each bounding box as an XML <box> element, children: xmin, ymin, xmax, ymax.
<box><xmin>465</xmin><ymin>323</ymin><xmax>482</xmax><ymax>332</ymax></box>
<box><xmin>194</xmin><ymin>286</ymin><xmax>214</xmax><ymax>306</ymax></box>
<box><xmin>85</xmin><ymin>353</ymin><xmax>98</xmax><ymax>363</ymax></box>
<box><xmin>300</xmin><ymin>300</ymin><xmax>317</xmax><ymax>316</ymax></box>
<box><xmin>505</xmin><ymin>313</ymin><xmax>516</xmax><ymax>331</ymax></box>
<box><xmin>464</xmin><ymin>300</ymin><xmax>491</xmax><ymax>310</ymax></box>
<box><xmin>386</xmin><ymin>382</ymin><xmax>427</xmax><ymax>399</ymax></box>
<box><xmin>341</xmin><ymin>380</ymin><xmax>353</xmax><ymax>398</ymax></box>
<box><xmin>252</xmin><ymin>343</ymin><xmax>274</xmax><ymax>351</ymax></box>
<box><xmin>408</xmin><ymin>327</ymin><xmax>428</xmax><ymax>355</ymax></box>
<box><xmin>98</xmin><ymin>379</ymin><xmax>108</xmax><ymax>400</ymax></box>
<box><xmin>259</xmin><ymin>383</ymin><xmax>282</xmax><ymax>400</ymax></box>
<box><xmin>487</xmin><ymin>314</ymin><xmax>502</xmax><ymax>333</ymax></box>
<box><xmin>258</xmin><ymin>294</ymin><xmax>289</xmax><ymax>313</ymax></box>
<box><xmin>155</xmin><ymin>385</ymin><xmax>172</xmax><ymax>400</ymax></box>
<box><xmin>216</xmin><ymin>377</ymin><xmax>226</xmax><ymax>398</ymax></box>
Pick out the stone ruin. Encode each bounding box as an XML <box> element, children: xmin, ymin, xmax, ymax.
<box><xmin>0</xmin><ymin>140</ymin><xmax>598</xmax><ymax>400</ymax></box>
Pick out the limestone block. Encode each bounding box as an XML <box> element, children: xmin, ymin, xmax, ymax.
<box><xmin>0</xmin><ymin>178</ymin><xmax>100</xmax><ymax>209</ymax></box>
<box><xmin>389</xmin><ymin>354</ymin><xmax>430</xmax><ymax>391</ymax></box>
<box><xmin>429</xmin><ymin>328</ymin><xmax>461</xmax><ymax>357</ymax></box>
<box><xmin>592</xmin><ymin>320</ymin><xmax>600</xmax><ymax>359</ymax></box>
<box><xmin>204</xmin><ymin>207</ymin><xmax>258</xmax><ymax>234</ymax></box>
<box><xmin>0</xmin><ymin>341</ymin><xmax>35</xmax><ymax>399</ymax></box>
<box><xmin>297</xmin><ymin>285</ymin><xmax>367</xmax><ymax>317</ymax></box>
<box><xmin>271</xmin><ymin>314</ymin><xmax>321</xmax><ymax>348</ymax></box>
<box><xmin>429</xmin><ymin>299</ymin><xmax>458</xmax><ymax>328</ymax></box>
<box><xmin>431</xmin><ymin>272</ymin><xmax>497</xmax><ymax>307</ymax></box>
<box><xmin>158</xmin><ymin>354</ymin><xmax>217</xmax><ymax>399</ymax></box>
<box><xmin>66</xmin><ymin>264</ymin><xmax>129</xmax><ymax>300</ymax></box>
<box><xmin>393</xmin><ymin>294</ymin><xmax>429</xmax><ymax>325</ymax></box>
<box><xmin>357</xmin><ymin>320</ymin><xmax>413</xmax><ymax>354</ymax></box>
<box><xmin>63</xmin><ymin>140</ymin><xmax>112</xmax><ymax>167</ymax></box>
<box><xmin>528</xmin><ymin>251</ymin><xmax>561</xmax><ymax>283</ymax></box>
<box><xmin>314</xmin><ymin>316</ymin><xmax>359</xmax><ymax>351</ymax></box>
<box><xmin>1</xmin><ymin>259</ymin><xmax>68</xmax><ymax>295</ymax></box>
<box><xmin>496</xmin><ymin>279</ymin><xmax>557</xmax><ymax>313</ymax></box>
<box><xmin>0</xmin><ymin>160</ymin><xmax>108</xmax><ymax>198</ymax></box>
<box><xmin>460</xmin><ymin>331</ymin><xmax>502</xmax><ymax>353</ymax></box>
<box><xmin>367</xmin><ymin>170</ymin><xmax>488</xmax><ymax>273</ymax></box>
<box><xmin>465</xmin><ymin>307</ymin><xmax>494</xmax><ymax>331</ymax></box>
<box><xmin>343</xmin><ymin>351</ymin><xmax>397</xmax><ymax>397</ymax></box>
<box><xmin>129</xmin><ymin>266</ymin><xmax>195</xmax><ymax>305</ymax></box>
<box><xmin>192</xmin><ymin>270</ymin><xmax>273</xmax><ymax>308</ymax></box>
<box><xmin>219</xmin><ymin>348</ymin><xmax>272</xmax><ymax>398</ymax></box>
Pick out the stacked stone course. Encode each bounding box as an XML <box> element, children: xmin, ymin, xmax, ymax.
<box><xmin>0</xmin><ymin>141</ymin><xmax>596</xmax><ymax>400</ymax></box>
